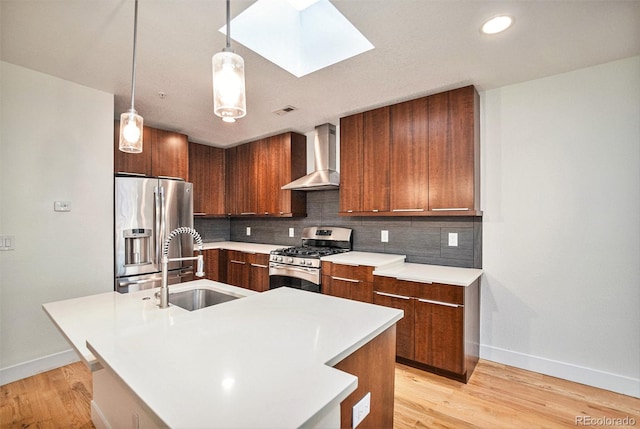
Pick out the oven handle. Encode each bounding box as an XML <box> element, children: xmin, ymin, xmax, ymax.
<box><xmin>270</xmin><ymin>263</ymin><xmax>318</xmax><ymax>274</ymax></box>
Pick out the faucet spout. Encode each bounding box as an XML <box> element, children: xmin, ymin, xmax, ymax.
<box><xmin>159</xmin><ymin>227</ymin><xmax>205</xmax><ymax>309</ymax></box>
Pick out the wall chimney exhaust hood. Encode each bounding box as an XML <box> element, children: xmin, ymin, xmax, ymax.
<box><xmin>282</xmin><ymin>123</ymin><xmax>339</xmax><ymax>191</ymax></box>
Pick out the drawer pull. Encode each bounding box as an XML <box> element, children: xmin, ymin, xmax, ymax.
<box><xmin>230</xmin><ymin>260</ymin><xmax>246</xmax><ymax>265</ymax></box>
<box><xmin>372</xmin><ymin>209</ymin><xmax>379</xmax><ymax>212</ymax></box>
<box><xmin>374</xmin><ymin>291</ymin><xmax>411</xmax><ymax>300</ymax></box>
<box><xmin>392</xmin><ymin>208</ymin><xmax>425</xmax><ymax>212</ymax></box>
<box><xmin>431</xmin><ymin>208</ymin><xmax>470</xmax><ymax>211</ymax></box>
<box><xmin>332</xmin><ymin>276</ymin><xmax>360</xmax><ymax>283</ymax></box>
<box><xmin>398</xmin><ymin>277</ymin><xmax>432</xmax><ymax>284</ymax></box>
<box><xmin>240</xmin><ymin>212</ymin><xmax>256</xmax><ymax>215</ymax></box>
<box><xmin>251</xmin><ymin>264</ymin><xmax>268</xmax><ymax>268</ymax></box>
<box><xmin>193</xmin><ymin>212</ymin><xmax>207</xmax><ymax>216</ymax></box>
<box><xmin>417</xmin><ymin>298</ymin><xmax>461</xmax><ymax>308</ymax></box>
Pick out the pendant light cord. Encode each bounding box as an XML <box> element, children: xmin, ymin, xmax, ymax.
<box><xmin>225</xmin><ymin>0</ymin><xmax>231</xmax><ymax>51</ymax></box>
<box><xmin>129</xmin><ymin>0</ymin><xmax>139</xmax><ymax>111</ymax></box>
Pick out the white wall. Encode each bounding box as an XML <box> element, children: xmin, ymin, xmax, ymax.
<box><xmin>480</xmin><ymin>56</ymin><xmax>640</xmax><ymax>397</ymax></box>
<box><xmin>0</xmin><ymin>62</ymin><xmax>114</xmax><ymax>383</ymax></box>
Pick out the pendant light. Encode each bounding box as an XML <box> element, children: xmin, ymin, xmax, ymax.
<box><xmin>119</xmin><ymin>0</ymin><xmax>144</xmax><ymax>153</ymax></box>
<box><xmin>212</xmin><ymin>0</ymin><xmax>246</xmax><ymax>123</ymax></box>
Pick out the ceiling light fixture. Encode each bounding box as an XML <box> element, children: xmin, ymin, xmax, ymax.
<box><xmin>481</xmin><ymin>15</ymin><xmax>514</xmax><ymax>35</ymax></box>
<box><xmin>212</xmin><ymin>0</ymin><xmax>246</xmax><ymax>123</ymax></box>
<box><xmin>119</xmin><ymin>0</ymin><xmax>143</xmax><ymax>153</ymax></box>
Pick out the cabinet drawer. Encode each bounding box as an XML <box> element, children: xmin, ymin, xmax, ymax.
<box><xmin>226</xmin><ymin>250</ymin><xmax>251</xmax><ymax>264</ymax></box>
<box><xmin>249</xmin><ymin>252</ymin><xmax>269</xmax><ymax>267</ymax></box>
<box><xmin>373</xmin><ymin>276</ymin><xmax>464</xmax><ymax>305</ymax></box>
<box><xmin>326</xmin><ymin>262</ymin><xmax>374</xmax><ymax>282</ymax></box>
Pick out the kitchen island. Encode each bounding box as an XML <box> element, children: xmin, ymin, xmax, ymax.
<box><xmin>43</xmin><ymin>280</ymin><xmax>403</xmax><ymax>429</ymax></box>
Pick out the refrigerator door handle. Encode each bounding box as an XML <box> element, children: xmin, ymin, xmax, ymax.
<box><xmin>155</xmin><ymin>185</ymin><xmax>165</xmax><ymax>265</ymax></box>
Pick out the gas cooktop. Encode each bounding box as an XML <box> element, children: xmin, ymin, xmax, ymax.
<box><xmin>271</xmin><ymin>246</ymin><xmax>349</xmax><ymax>259</ymax></box>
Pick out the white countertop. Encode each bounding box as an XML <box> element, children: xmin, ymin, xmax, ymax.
<box><xmin>44</xmin><ymin>281</ymin><xmax>402</xmax><ymax>428</ymax></box>
<box><xmin>201</xmin><ymin>241</ymin><xmax>287</xmax><ymax>254</ymax></box>
<box><xmin>320</xmin><ymin>251</ymin><xmax>405</xmax><ymax>268</ymax></box>
<box><xmin>373</xmin><ymin>263</ymin><xmax>483</xmax><ymax>287</ymax></box>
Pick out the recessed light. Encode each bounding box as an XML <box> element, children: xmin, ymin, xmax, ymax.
<box><xmin>481</xmin><ymin>15</ymin><xmax>514</xmax><ymax>35</ymax></box>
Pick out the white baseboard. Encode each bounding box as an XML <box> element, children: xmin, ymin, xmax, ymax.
<box><xmin>0</xmin><ymin>349</ymin><xmax>80</xmax><ymax>385</ymax></box>
<box><xmin>480</xmin><ymin>344</ymin><xmax>640</xmax><ymax>398</ymax></box>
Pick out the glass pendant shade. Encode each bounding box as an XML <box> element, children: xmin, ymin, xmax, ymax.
<box><xmin>212</xmin><ymin>50</ymin><xmax>246</xmax><ymax>121</ymax></box>
<box><xmin>119</xmin><ymin>110</ymin><xmax>144</xmax><ymax>153</ymax></box>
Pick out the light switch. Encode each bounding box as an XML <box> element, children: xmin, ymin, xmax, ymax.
<box><xmin>289</xmin><ymin>227</ymin><xmax>295</xmax><ymax>237</ymax></box>
<box><xmin>381</xmin><ymin>230</ymin><xmax>389</xmax><ymax>243</ymax></box>
<box><xmin>448</xmin><ymin>232</ymin><xmax>458</xmax><ymax>247</ymax></box>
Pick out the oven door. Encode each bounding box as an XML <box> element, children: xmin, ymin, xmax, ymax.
<box><xmin>269</xmin><ymin>263</ymin><xmax>321</xmax><ymax>293</ymax></box>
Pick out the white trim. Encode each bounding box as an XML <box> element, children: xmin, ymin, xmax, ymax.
<box><xmin>0</xmin><ymin>349</ymin><xmax>80</xmax><ymax>385</ymax></box>
<box><xmin>480</xmin><ymin>344</ymin><xmax>640</xmax><ymax>398</ymax></box>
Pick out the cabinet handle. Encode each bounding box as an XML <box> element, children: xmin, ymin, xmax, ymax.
<box><xmin>251</xmin><ymin>264</ymin><xmax>268</xmax><ymax>268</ymax></box>
<box><xmin>264</xmin><ymin>212</ymin><xmax>269</xmax><ymax>215</ymax></box>
<box><xmin>372</xmin><ymin>209</ymin><xmax>379</xmax><ymax>213</ymax></box>
<box><xmin>332</xmin><ymin>276</ymin><xmax>360</xmax><ymax>283</ymax></box>
<box><xmin>194</xmin><ymin>212</ymin><xmax>207</xmax><ymax>216</ymax></box>
<box><xmin>336</xmin><ymin>262</ymin><xmax>360</xmax><ymax>267</ymax></box>
<box><xmin>230</xmin><ymin>260</ymin><xmax>246</xmax><ymax>265</ymax></box>
<box><xmin>398</xmin><ymin>277</ymin><xmax>432</xmax><ymax>284</ymax></box>
<box><xmin>392</xmin><ymin>208</ymin><xmax>425</xmax><ymax>212</ymax></box>
<box><xmin>347</xmin><ymin>210</ymin><xmax>354</xmax><ymax>213</ymax></box>
<box><xmin>417</xmin><ymin>298</ymin><xmax>461</xmax><ymax>308</ymax></box>
<box><xmin>374</xmin><ymin>291</ymin><xmax>411</xmax><ymax>300</ymax></box>
<box><xmin>240</xmin><ymin>212</ymin><xmax>256</xmax><ymax>215</ymax></box>
<box><xmin>431</xmin><ymin>208</ymin><xmax>470</xmax><ymax>211</ymax></box>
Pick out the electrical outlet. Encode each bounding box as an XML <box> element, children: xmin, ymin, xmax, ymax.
<box><xmin>54</xmin><ymin>201</ymin><xmax>71</xmax><ymax>212</ymax></box>
<box><xmin>246</xmin><ymin>227</ymin><xmax>251</xmax><ymax>236</ymax></box>
<box><xmin>0</xmin><ymin>235</ymin><xmax>15</xmax><ymax>251</ymax></box>
<box><xmin>352</xmin><ymin>392</ymin><xmax>371</xmax><ymax>428</ymax></box>
<box><xmin>448</xmin><ymin>232</ymin><xmax>458</xmax><ymax>247</ymax></box>
<box><xmin>381</xmin><ymin>230</ymin><xmax>389</xmax><ymax>243</ymax></box>
<box><xmin>289</xmin><ymin>227</ymin><xmax>295</xmax><ymax>237</ymax></box>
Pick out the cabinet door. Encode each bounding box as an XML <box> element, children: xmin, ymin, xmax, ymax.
<box><xmin>114</xmin><ymin>121</ymin><xmax>152</xmax><ymax>175</ymax></box>
<box><xmin>277</xmin><ymin>133</ymin><xmax>307</xmax><ymax>216</ymax></box>
<box><xmin>249</xmin><ymin>253</ymin><xmax>269</xmax><ymax>292</ymax></box>
<box><xmin>255</xmin><ymin>136</ymin><xmax>280</xmax><ymax>216</ymax></box>
<box><xmin>323</xmin><ymin>276</ymin><xmax>351</xmax><ymax>300</ymax></box>
<box><xmin>414</xmin><ymin>298</ymin><xmax>464</xmax><ymax>374</ymax></box>
<box><xmin>226</xmin><ymin>251</ymin><xmax>249</xmax><ymax>288</ymax></box>
<box><xmin>202</xmin><ymin>249</ymin><xmax>221</xmax><ymax>281</ymax></box>
<box><xmin>339</xmin><ymin>113</ymin><xmax>364</xmax><ymax>214</ymax></box>
<box><xmin>151</xmin><ymin>128</ymin><xmax>188</xmax><ymax>180</ymax></box>
<box><xmin>390</xmin><ymin>97</ymin><xmax>429</xmax><ymax>213</ymax></box>
<box><xmin>189</xmin><ymin>143</ymin><xmax>226</xmax><ymax>216</ymax></box>
<box><xmin>362</xmin><ymin>106</ymin><xmax>390</xmax><ymax>213</ymax></box>
<box><xmin>428</xmin><ymin>86</ymin><xmax>478</xmax><ymax>212</ymax></box>
<box><xmin>226</xmin><ymin>144</ymin><xmax>257</xmax><ymax>215</ymax></box>
<box><xmin>373</xmin><ymin>291</ymin><xmax>415</xmax><ymax>360</ymax></box>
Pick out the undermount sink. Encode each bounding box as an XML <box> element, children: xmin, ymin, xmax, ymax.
<box><xmin>169</xmin><ymin>288</ymin><xmax>239</xmax><ymax>311</ymax></box>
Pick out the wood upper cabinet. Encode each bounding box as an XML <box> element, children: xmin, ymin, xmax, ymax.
<box><xmin>339</xmin><ymin>113</ymin><xmax>364</xmax><ymax>213</ymax></box>
<box><xmin>339</xmin><ymin>85</ymin><xmax>480</xmax><ymax>217</ymax></box>
<box><xmin>226</xmin><ymin>132</ymin><xmax>306</xmax><ymax>217</ymax></box>
<box><xmin>189</xmin><ymin>142</ymin><xmax>226</xmax><ymax>216</ymax></box>
<box><xmin>428</xmin><ymin>85</ymin><xmax>479</xmax><ymax>212</ymax></box>
<box><xmin>339</xmin><ymin>107</ymin><xmax>390</xmax><ymax>214</ymax></box>
<box><xmin>390</xmin><ymin>97</ymin><xmax>429</xmax><ymax>213</ymax></box>
<box><xmin>114</xmin><ymin>121</ymin><xmax>188</xmax><ymax>180</ymax></box>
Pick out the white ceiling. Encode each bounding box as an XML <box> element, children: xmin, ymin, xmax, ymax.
<box><xmin>2</xmin><ymin>0</ymin><xmax>639</xmax><ymax>148</ymax></box>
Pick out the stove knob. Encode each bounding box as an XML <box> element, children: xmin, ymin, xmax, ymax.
<box><xmin>306</xmin><ymin>260</ymin><xmax>313</xmax><ymax>266</ymax></box>
<box><xmin>288</xmin><ymin>258</ymin><xmax>294</xmax><ymax>263</ymax></box>
<box><xmin>277</xmin><ymin>256</ymin><xmax>283</xmax><ymax>262</ymax></box>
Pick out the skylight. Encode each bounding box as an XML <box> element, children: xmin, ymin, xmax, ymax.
<box><xmin>221</xmin><ymin>0</ymin><xmax>374</xmax><ymax>78</ymax></box>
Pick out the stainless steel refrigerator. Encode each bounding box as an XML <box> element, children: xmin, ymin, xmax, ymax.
<box><xmin>114</xmin><ymin>176</ymin><xmax>194</xmax><ymax>293</ymax></box>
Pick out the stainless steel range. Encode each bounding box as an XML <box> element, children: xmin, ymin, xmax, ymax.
<box><xmin>269</xmin><ymin>226</ymin><xmax>353</xmax><ymax>293</ymax></box>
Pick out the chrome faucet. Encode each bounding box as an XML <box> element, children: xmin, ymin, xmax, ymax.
<box><xmin>159</xmin><ymin>227</ymin><xmax>205</xmax><ymax>309</ymax></box>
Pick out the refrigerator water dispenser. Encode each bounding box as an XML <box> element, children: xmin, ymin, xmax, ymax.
<box><xmin>124</xmin><ymin>229</ymin><xmax>151</xmax><ymax>266</ymax></box>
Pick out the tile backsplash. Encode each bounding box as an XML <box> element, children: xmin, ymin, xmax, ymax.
<box><xmin>195</xmin><ymin>190</ymin><xmax>482</xmax><ymax>268</ymax></box>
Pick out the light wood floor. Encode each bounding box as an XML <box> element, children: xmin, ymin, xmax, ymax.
<box><xmin>1</xmin><ymin>360</ymin><xmax>638</xmax><ymax>428</ymax></box>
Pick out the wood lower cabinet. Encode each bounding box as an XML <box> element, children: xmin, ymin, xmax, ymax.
<box><xmin>322</xmin><ymin>262</ymin><xmax>374</xmax><ymax>303</ymax></box>
<box><xmin>373</xmin><ymin>275</ymin><xmax>479</xmax><ymax>382</ymax></box>
<box><xmin>202</xmin><ymin>249</ymin><xmax>222</xmax><ymax>282</ymax></box>
<box><xmin>220</xmin><ymin>250</ymin><xmax>269</xmax><ymax>291</ymax></box>
<box><xmin>189</xmin><ymin>143</ymin><xmax>226</xmax><ymax>216</ymax></box>
<box><xmin>248</xmin><ymin>253</ymin><xmax>269</xmax><ymax>292</ymax></box>
<box><xmin>114</xmin><ymin>121</ymin><xmax>188</xmax><ymax>180</ymax></box>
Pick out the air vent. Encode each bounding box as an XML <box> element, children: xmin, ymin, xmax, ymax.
<box><xmin>273</xmin><ymin>105</ymin><xmax>297</xmax><ymax>116</ymax></box>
